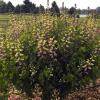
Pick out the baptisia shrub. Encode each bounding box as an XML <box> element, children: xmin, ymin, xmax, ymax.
<box><xmin>0</xmin><ymin>14</ymin><xmax>99</xmax><ymax>99</ymax></box>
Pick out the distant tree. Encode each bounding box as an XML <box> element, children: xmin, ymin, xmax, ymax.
<box><xmin>68</xmin><ymin>7</ymin><xmax>76</xmax><ymax>16</ymax></box>
<box><xmin>23</xmin><ymin>0</ymin><xmax>33</xmax><ymax>13</ymax></box>
<box><xmin>87</xmin><ymin>6</ymin><xmax>90</xmax><ymax>15</ymax></box>
<box><xmin>64</xmin><ymin>7</ymin><xmax>68</xmax><ymax>14</ymax></box>
<box><xmin>0</xmin><ymin>0</ymin><xmax>7</xmax><ymax>13</ymax></box>
<box><xmin>31</xmin><ymin>3</ymin><xmax>36</xmax><ymax>13</ymax></box>
<box><xmin>6</xmin><ymin>1</ymin><xmax>15</xmax><ymax>13</ymax></box>
<box><xmin>77</xmin><ymin>9</ymin><xmax>81</xmax><ymax>14</ymax></box>
<box><xmin>76</xmin><ymin>9</ymin><xmax>81</xmax><ymax>18</ymax></box>
<box><xmin>19</xmin><ymin>5</ymin><xmax>25</xmax><ymax>13</ymax></box>
<box><xmin>34</xmin><ymin>7</ymin><xmax>39</xmax><ymax>14</ymax></box>
<box><xmin>0</xmin><ymin>0</ymin><xmax>4</xmax><ymax>5</ymax></box>
<box><xmin>0</xmin><ymin>0</ymin><xmax>45</xmax><ymax>14</ymax></box>
<box><xmin>96</xmin><ymin>7</ymin><xmax>100</xmax><ymax>19</ymax></box>
<box><xmin>15</xmin><ymin>5</ymin><xmax>21</xmax><ymax>13</ymax></box>
<box><xmin>96</xmin><ymin>7</ymin><xmax>100</xmax><ymax>14</ymax></box>
<box><xmin>51</xmin><ymin>1</ymin><xmax>60</xmax><ymax>16</ymax></box>
<box><xmin>39</xmin><ymin>4</ymin><xmax>45</xmax><ymax>13</ymax></box>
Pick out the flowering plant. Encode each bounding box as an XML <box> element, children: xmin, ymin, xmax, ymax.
<box><xmin>0</xmin><ymin>14</ymin><xmax>99</xmax><ymax>99</ymax></box>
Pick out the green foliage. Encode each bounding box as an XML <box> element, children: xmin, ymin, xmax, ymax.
<box><xmin>68</xmin><ymin>7</ymin><xmax>76</xmax><ymax>16</ymax></box>
<box><xmin>0</xmin><ymin>14</ymin><xmax>99</xmax><ymax>99</ymax></box>
<box><xmin>51</xmin><ymin>1</ymin><xmax>60</xmax><ymax>16</ymax></box>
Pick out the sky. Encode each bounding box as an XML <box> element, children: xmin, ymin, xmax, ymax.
<box><xmin>4</xmin><ymin>0</ymin><xmax>100</xmax><ymax>9</ymax></box>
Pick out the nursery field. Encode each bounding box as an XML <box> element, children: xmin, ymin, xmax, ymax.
<box><xmin>0</xmin><ymin>14</ymin><xmax>100</xmax><ymax>99</ymax></box>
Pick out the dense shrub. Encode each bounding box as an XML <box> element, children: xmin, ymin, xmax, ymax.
<box><xmin>0</xmin><ymin>14</ymin><xmax>100</xmax><ymax>99</ymax></box>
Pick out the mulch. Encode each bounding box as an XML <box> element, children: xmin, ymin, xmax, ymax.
<box><xmin>66</xmin><ymin>87</ymin><xmax>100</xmax><ymax>100</ymax></box>
<box><xmin>66</xmin><ymin>79</ymin><xmax>100</xmax><ymax>100</ymax></box>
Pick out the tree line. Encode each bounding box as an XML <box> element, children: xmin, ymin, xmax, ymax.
<box><xmin>0</xmin><ymin>0</ymin><xmax>60</xmax><ymax>15</ymax></box>
<box><xmin>0</xmin><ymin>0</ymin><xmax>99</xmax><ymax>16</ymax></box>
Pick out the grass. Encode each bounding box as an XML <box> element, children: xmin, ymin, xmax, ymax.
<box><xmin>0</xmin><ymin>14</ymin><xmax>10</xmax><ymax>33</ymax></box>
<box><xmin>0</xmin><ymin>14</ymin><xmax>11</xmax><ymax>21</ymax></box>
<box><xmin>0</xmin><ymin>14</ymin><xmax>100</xmax><ymax>27</ymax></box>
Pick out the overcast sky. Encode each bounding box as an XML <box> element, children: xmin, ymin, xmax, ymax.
<box><xmin>4</xmin><ymin>0</ymin><xmax>100</xmax><ymax>9</ymax></box>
